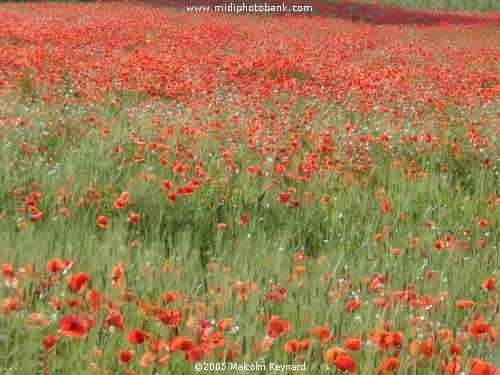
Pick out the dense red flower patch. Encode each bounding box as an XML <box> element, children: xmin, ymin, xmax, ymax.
<box><xmin>1</xmin><ymin>2</ymin><xmax>498</xmax><ymax>107</ymax></box>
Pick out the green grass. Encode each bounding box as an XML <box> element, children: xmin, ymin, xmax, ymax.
<box><xmin>0</xmin><ymin>88</ymin><xmax>498</xmax><ymax>374</ymax></box>
<box><xmin>359</xmin><ymin>0</ymin><xmax>499</xmax><ymax>12</ymax></box>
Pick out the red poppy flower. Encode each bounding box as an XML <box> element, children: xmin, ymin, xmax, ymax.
<box><xmin>284</xmin><ymin>339</ymin><xmax>309</xmax><ymax>353</ymax></box>
<box><xmin>127</xmin><ymin>212</ymin><xmax>139</xmax><ymax>224</ymax></box>
<box><xmin>468</xmin><ymin>321</ymin><xmax>490</xmax><ymax>336</ymax></box>
<box><xmin>217</xmin><ymin>317</ymin><xmax>232</xmax><ymax>331</ymax></box>
<box><xmin>469</xmin><ymin>359</ymin><xmax>498</xmax><ymax>375</ymax></box>
<box><xmin>161</xmin><ymin>180</ymin><xmax>172</xmax><ymax>190</ymax></box>
<box><xmin>267</xmin><ymin>316</ymin><xmax>291</xmax><ymax>337</ymax></box>
<box><xmin>277</xmin><ymin>192</ymin><xmax>290</xmax><ymax>203</ymax></box>
<box><xmin>345</xmin><ymin>299</ymin><xmax>363</xmax><ymax>312</ymax></box>
<box><xmin>168</xmin><ymin>336</ymin><xmax>195</xmax><ymax>352</ymax></box>
<box><xmin>86</xmin><ymin>289</ymin><xmax>106</xmax><ymax>313</ymax></box>
<box><xmin>118</xmin><ymin>348</ymin><xmax>134</xmax><ymax>363</ymax></box>
<box><xmin>162</xmin><ymin>290</ymin><xmax>180</xmax><ymax>303</ymax></box>
<box><xmin>381</xmin><ymin>199</ymin><xmax>391</xmax><ymax>213</ymax></box>
<box><xmin>58</xmin><ymin>314</ymin><xmax>87</xmax><ymax>338</ymax></box>
<box><xmin>344</xmin><ymin>337</ymin><xmax>362</xmax><ymax>351</ymax></box>
<box><xmin>97</xmin><ymin>215</ymin><xmax>108</xmax><ymax>228</ymax></box>
<box><xmin>187</xmin><ymin>347</ymin><xmax>210</xmax><ymax>362</ymax></box>
<box><xmin>3</xmin><ymin>298</ymin><xmax>19</xmax><ymax>317</ymax></box>
<box><xmin>439</xmin><ymin>356</ymin><xmax>461</xmax><ymax>374</ymax></box>
<box><xmin>437</xmin><ymin>329</ymin><xmax>453</xmax><ymax>343</ymax></box>
<box><xmin>434</xmin><ymin>240</ymin><xmax>445</xmax><ymax>249</ymax></box>
<box><xmin>138</xmin><ymin>352</ymin><xmax>155</xmax><ymax>367</ymax></box>
<box><xmin>42</xmin><ymin>335</ymin><xmax>59</xmax><ymax>350</ymax></box>
<box><xmin>216</xmin><ymin>222</ymin><xmax>228</xmax><ymax>230</ymax></box>
<box><xmin>409</xmin><ymin>340</ymin><xmax>434</xmax><ymax>359</ymax></box>
<box><xmin>480</xmin><ymin>277</ymin><xmax>495</xmax><ymax>290</ymax></box>
<box><xmin>111</xmin><ymin>261</ymin><xmax>124</xmax><ymax>288</ymax></box>
<box><xmin>45</xmin><ymin>258</ymin><xmax>66</xmax><ymax>273</ymax></box>
<box><xmin>222</xmin><ymin>349</ymin><xmax>239</xmax><ymax>361</ymax></box>
<box><xmin>324</xmin><ymin>347</ymin><xmax>347</xmax><ymax>363</ymax></box>
<box><xmin>478</xmin><ymin>219</ymin><xmax>489</xmax><ymax>228</ymax></box>
<box><xmin>309</xmin><ymin>325</ymin><xmax>331</xmax><ymax>342</ymax></box>
<box><xmin>67</xmin><ymin>272</ymin><xmax>90</xmax><ymax>294</ymax></box>
<box><xmin>1</xmin><ymin>263</ymin><xmax>15</xmax><ymax>278</ymax></box>
<box><xmin>293</xmin><ymin>252</ymin><xmax>306</xmax><ymax>263</ymax></box>
<box><xmin>456</xmin><ymin>300</ymin><xmax>476</xmax><ymax>309</ymax></box>
<box><xmin>105</xmin><ymin>307</ymin><xmax>125</xmax><ymax>331</ymax></box>
<box><xmin>126</xmin><ymin>329</ymin><xmax>150</xmax><ymax>344</ymax></box>
<box><xmin>238</xmin><ymin>213</ymin><xmax>248</xmax><ymax>226</ymax></box>
<box><xmin>378</xmin><ymin>357</ymin><xmax>400</xmax><ymax>374</ymax></box>
<box><xmin>113</xmin><ymin>197</ymin><xmax>127</xmax><ymax>210</ymax></box>
<box><xmin>447</xmin><ymin>343</ymin><xmax>463</xmax><ymax>355</ymax></box>
<box><xmin>156</xmin><ymin>308</ymin><xmax>182</xmax><ymax>328</ymax></box>
<box><xmin>333</xmin><ymin>355</ymin><xmax>356</xmax><ymax>373</ymax></box>
<box><xmin>148</xmin><ymin>337</ymin><xmax>166</xmax><ymax>354</ymax></box>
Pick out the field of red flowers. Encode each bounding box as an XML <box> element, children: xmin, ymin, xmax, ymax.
<box><xmin>0</xmin><ymin>1</ymin><xmax>498</xmax><ymax>374</ymax></box>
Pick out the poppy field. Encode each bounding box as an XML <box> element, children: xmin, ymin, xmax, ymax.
<box><xmin>0</xmin><ymin>1</ymin><xmax>498</xmax><ymax>374</ymax></box>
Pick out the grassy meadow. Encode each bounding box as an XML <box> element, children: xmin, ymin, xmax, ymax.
<box><xmin>0</xmin><ymin>1</ymin><xmax>498</xmax><ymax>374</ymax></box>
<box><xmin>362</xmin><ymin>0</ymin><xmax>499</xmax><ymax>12</ymax></box>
